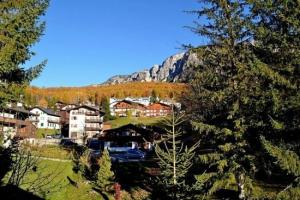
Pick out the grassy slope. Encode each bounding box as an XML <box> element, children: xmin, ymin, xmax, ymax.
<box><xmin>28</xmin><ymin>145</ymin><xmax>72</xmax><ymax>160</ymax></box>
<box><xmin>36</xmin><ymin>128</ymin><xmax>60</xmax><ymax>138</ymax></box>
<box><xmin>26</xmin><ymin>160</ymin><xmax>104</xmax><ymax>200</ymax></box>
<box><xmin>14</xmin><ymin>145</ymin><xmax>281</xmax><ymax>200</ymax></box>
<box><xmin>107</xmin><ymin>116</ymin><xmax>164</xmax><ymax>129</ymax></box>
<box><xmin>19</xmin><ymin>156</ymin><xmax>112</xmax><ymax>200</ymax></box>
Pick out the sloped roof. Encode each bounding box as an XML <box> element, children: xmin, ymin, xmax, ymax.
<box><xmin>114</xmin><ymin>100</ymin><xmax>146</xmax><ymax>107</ymax></box>
<box><xmin>5</xmin><ymin>107</ymin><xmax>37</xmax><ymax>116</ymax></box>
<box><xmin>147</xmin><ymin>102</ymin><xmax>172</xmax><ymax>109</ymax></box>
<box><xmin>32</xmin><ymin>107</ymin><xmax>60</xmax><ymax>117</ymax></box>
<box><xmin>102</xmin><ymin>124</ymin><xmax>161</xmax><ymax>142</ymax></box>
<box><xmin>67</xmin><ymin>105</ymin><xmax>105</xmax><ymax>115</ymax></box>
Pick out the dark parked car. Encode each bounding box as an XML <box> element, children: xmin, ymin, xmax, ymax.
<box><xmin>52</xmin><ymin>134</ymin><xmax>63</xmax><ymax>139</ymax></box>
<box><xmin>110</xmin><ymin>149</ymin><xmax>145</xmax><ymax>163</ymax></box>
<box><xmin>86</xmin><ymin>139</ymin><xmax>104</xmax><ymax>151</ymax></box>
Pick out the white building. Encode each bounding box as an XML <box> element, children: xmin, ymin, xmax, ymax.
<box><xmin>68</xmin><ymin>105</ymin><xmax>105</xmax><ymax>141</ymax></box>
<box><xmin>30</xmin><ymin>107</ymin><xmax>61</xmax><ymax>129</ymax></box>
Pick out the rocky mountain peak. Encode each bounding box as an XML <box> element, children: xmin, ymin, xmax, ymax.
<box><xmin>101</xmin><ymin>51</ymin><xmax>200</xmax><ymax>85</ymax></box>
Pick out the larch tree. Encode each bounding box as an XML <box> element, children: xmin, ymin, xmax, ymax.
<box><xmin>155</xmin><ymin>107</ymin><xmax>198</xmax><ymax>200</ymax></box>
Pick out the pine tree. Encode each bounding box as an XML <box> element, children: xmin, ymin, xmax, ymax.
<box><xmin>0</xmin><ymin>0</ymin><xmax>49</xmax><ymax>185</ymax></box>
<box><xmin>185</xmin><ymin>1</ymin><xmax>257</xmax><ymax>199</ymax></box>
<box><xmin>100</xmin><ymin>96</ymin><xmax>112</xmax><ymax>121</ymax></box>
<box><xmin>249</xmin><ymin>1</ymin><xmax>300</xmax><ymax>198</ymax></box>
<box><xmin>96</xmin><ymin>149</ymin><xmax>114</xmax><ymax>191</ymax></box>
<box><xmin>150</xmin><ymin>89</ymin><xmax>158</xmax><ymax>103</ymax></box>
<box><xmin>186</xmin><ymin>0</ymin><xmax>300</xmax><ymax>199</ymax></box>
<box><xmin>0</xmin><ymin>0</ymin><xmax>49</xmax><ymax>107</ymax></box>
<box><xmin>155</xmin><ymin>108</ymin><xmax>198</xmax><ymax>199</ymax></box>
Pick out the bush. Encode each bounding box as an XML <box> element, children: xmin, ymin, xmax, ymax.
<box><xmin>130</xmin><ymin>187</ymin><xmax>150</xmax><ymax>200</ymax></box>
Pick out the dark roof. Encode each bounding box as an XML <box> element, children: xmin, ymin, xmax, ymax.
<box><xmin>55</xmin><ymin>101</ymin><xmax>66</xmax><ymax>104</ymax></box>
<box><xmin>5</xmin><ymin>107</ymin><xmax>37</xmax><ymax>116</ymax></box>
<box><xmin>102</xmin><ymin>124</ymin><xmax>161</xmax><ymax>142</ymax></box>
<box><xmin>67</xmin><ymin>105</ymin><xmax>105</xmax><ymax>115</ymax></box>
<box><xmin>115</xmin><ymin>100</ymin><xmax>146</xmax><ymax>107</ymax></box>
<box><xmin>32</xmin><ymin>107</ymin><xmax>60</xmax><ymax>117</ymax></box>
<box><xmin>153</xmin><ymin>102</ymin><xmax>172</xmax><ymax>107</ymax></box>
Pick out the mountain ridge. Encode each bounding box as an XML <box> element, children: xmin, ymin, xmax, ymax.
<box><xmin>99</xmin><ymin>51</ymin><xmax>200</xmax><ymax>85</ymax></box>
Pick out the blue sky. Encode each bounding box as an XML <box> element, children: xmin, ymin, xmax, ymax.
<box><xmin>28</xmin><ymin>0</ymin><xmax>205</xmax><ymax>87</ymax></box>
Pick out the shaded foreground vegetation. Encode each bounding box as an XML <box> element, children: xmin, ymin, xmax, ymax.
<box><xmin>0</xmin><ymin>145</ymin><xmax>287</xmax><ymax>200</ymax></box>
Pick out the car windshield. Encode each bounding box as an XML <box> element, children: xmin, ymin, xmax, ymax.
<box><xmin>128</xmin><ymin>149</ymin><xmax>143</xmax><ymax>154</ymax></box>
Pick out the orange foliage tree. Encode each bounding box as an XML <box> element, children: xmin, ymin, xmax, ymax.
<box><xmin>25</xmin><ymin>82</ymin><xmax>188</xmax><ymax>107</ymax></box>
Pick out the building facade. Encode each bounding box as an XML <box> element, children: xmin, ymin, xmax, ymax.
<box><xmin>111</xmin><ymin>100</ymin><xmax>146</xmax><ymax>117</ymax></box>
<box><xmin>110</xmin><ymin>97</ymin><xmax>179</xmax><ymax>117</ymax></box>
<box><xmin>101</xmin><ymin>124</ymin><xmax>161</xmax><ymax>151</ymax></box>
<box><xmin>145</xmin><ymin>102</ymin><xmax>172</xmax><ymax>117</ymax></box>
<box><xmin>68</xmin><ymin>105</ymin><xmax>105</xmax><ymax>140</ymax></box>
<box><xmin>0</xmin><ymin>106</ymin><xmax>37</xmax><ymax>143</ymax></box>
<box><xmin>30</xmin><ymin>107</ymin><xmax>61</xmax><ymax>129</ymax></box>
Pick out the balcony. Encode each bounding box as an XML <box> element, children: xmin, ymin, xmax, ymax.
<box><xmin>72</xmin><ymin>111</ymin><xmax>85</xmax><ymax>115</ymax></box>
<box><xmin>85</xmin><ymin>111</ymin><xmax>99</xmax><ymax>116</ymax></box>
<box><xmin>85</xmin><ymin>118</ymin><xmax>102</xmax><ymax>123</ymax></box>
<box><xmin>85</xmin><ymin>127</ymin><xmax>101</xmax><ymax>131</ymax></box>
<box><xmin>0</xmin><ymin>116</ymin><xmax>27</xmax><ymax>126</ymax></box>
<box><xmin>48</xmin><ymin>119</ymin><xmax>60</xmax><ymax>124</ymax></box>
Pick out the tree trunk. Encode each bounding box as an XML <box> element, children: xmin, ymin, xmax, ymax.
<box><xmin>172</xmin><ymin>106</ymin><xmax>177</xmax><ymax>185</ymax></box>
<box><xmin>237</xmin><ymin>172</ymin><xmax>246</xmax><ymax>200</ymax></box>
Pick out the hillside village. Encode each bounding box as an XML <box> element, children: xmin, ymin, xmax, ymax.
<box><xmin>0</xmin><ymin>97</ymin><xmax>178</xmax><ymax>148</ymax></box>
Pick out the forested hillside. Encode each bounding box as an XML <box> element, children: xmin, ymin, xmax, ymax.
<box><xmin>25</xmin><ymin>82</ymin><xmax>188</xmax><ymax>107</ymax></box>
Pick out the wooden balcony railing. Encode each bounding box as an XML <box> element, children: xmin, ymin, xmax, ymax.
<box><xmin>0</xmin><ymin>116</ymin><xmax>27</xmax><ymax>126</ymax></box>
<box><xmin>85</xmin><ymin>118</ymin><xmax>102</xmax><ymax>123</ymax></box>
<box><xmin>85</xmin><ymin>127</ymin><xmax>101</xmax><ymax>131</ymax></box>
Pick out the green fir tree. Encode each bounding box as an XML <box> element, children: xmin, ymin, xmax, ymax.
<box><xmin>0</xmin><ymin>0</ymin><xmax>49</xmax><ymax>107</ymax></box>
<box><xmin>150</xmin><ymin>89</ymin><xmax>158</xmax><ymax>103</ymax></box>
<box><xmin>100</xmin><ymin>96</ymin><xmax>112</xmax><ymax>121</ymax></box>
<box><xmin>185</xmin><ymin>0</ymin><xmax>300</xmax><ymax>199</ymax></box>
<box><xmin>0</xmin><ymin>0</ymin><xmax>49</xmax><ymax>186</ymax></box>
<box><xmin>96</xmin><ymin>149</ymin><xmax>114</xmax><ymax>191</ymax></box>
<box><xmin>186</xmin><ymin>1</ymin><xmax>257</xmax><ymax>199</ymax></box>
<box><xmin>250</xmin><ymin>1</ymin><xmax>300</xmax><ymax>198</ymax></box>
<box><xmin>155</xmin><ymin>108</ymin><xmax>198</xmax><ymax>199</ymax></box>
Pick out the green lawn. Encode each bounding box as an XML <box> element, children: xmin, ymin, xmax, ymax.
<box><xmin>26</xmin><ymin>145</ymin><xmax>72</xmax><ymax>160</ymax></box>
<box><xmin>108</xmin><ymin>116</ymin><xmax>165</xmax><ymax>128</ymax></box>
<box><xmin>36</xmin><ymin>128</ymin><xmax>60</xmax><ymax>139</ymax></box>
<box><xmin>9</xmin><ymin>145</ymin><xmax>113</xmax><ymax>200</ymax></box>
<box><xmin>21</xmin><ymin>159</ymin><xmax>109</xmax><ymax>200</ymax></box>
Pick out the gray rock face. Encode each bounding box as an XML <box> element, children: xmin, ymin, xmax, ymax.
<box><xmin>102</xmin><ymin>51</ymin><xmax>200</xmax><ymax>85</ymax></box>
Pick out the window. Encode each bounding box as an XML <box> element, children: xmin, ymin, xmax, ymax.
<box><xmin>71</xmin><ymin>132</ymin><xmax>77</xmax><ymax>138</ymax></box>
<box><xmin>41</xmin><ymin>123</ymin><xmax>44</xmax><ymax>127</ymax></box>
<box><xmin>72</xmin><ymin>116</ymin><xmax>77</xmax><ymax>120</ymax></box>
